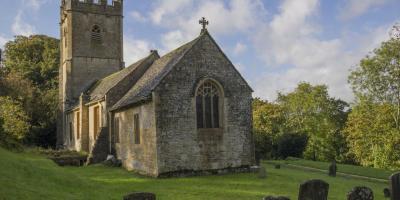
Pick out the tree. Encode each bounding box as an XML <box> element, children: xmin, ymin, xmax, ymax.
<box><xmin>349</xmin><ymin>38</ymin><xmax>400</xmax><ymax>130</ymax></box>
<box><xmin>1</xmin><ymin>35</ymin><xmax>59</xmax><ymax>148</ymax></box>
<box><xmin>277</xmin><ymin>82</ymin><xmax>349</xmax><ymax>161</ymax></box>
<box><xmin>0</xmin><ymin>97</ymin><xmax>30</xmax><ymax>140</ymax></box>
<box><xmin>3</xmin><ymin>35</ymin><xmax>59</xmax><ymax>90</ymax></box>
<box><xmin>346</xmin><ymin>38</ymin><xmax>400</xmax><ymax>169</ymax></box>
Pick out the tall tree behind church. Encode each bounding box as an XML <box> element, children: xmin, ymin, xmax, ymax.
<box><xmin>0</xmin><ymin>35</ymin><xmax>59</xmax><ymax>148</ymax></box>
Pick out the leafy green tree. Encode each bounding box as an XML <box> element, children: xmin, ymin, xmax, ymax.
<box><xmin>349</xmin><ymin>38</ymin><xmax>400</xmax><ymax>130</ymax></box>
<box><xmin>3</xmin><ymin>35</ymin><xmax>59</xmax><ymax>89</ymax></box>
<box><xmin>277</xmin><ymin>82</ymin><xmax>349</xmax><ymax>161</ymax></box>
<box><xmin>346</xmin><ymin>38</ymin><xmax>400</xmax><ymax>169</ymax></box>
<box><xmin>1</xmin><ymin>35</ymin><xmax>59</xmax><ymax>148</ymax></box>
<box><xmin>0</xmin><ymin>97</ymin><xmax>30</xmax><ymax>140</ymax></box>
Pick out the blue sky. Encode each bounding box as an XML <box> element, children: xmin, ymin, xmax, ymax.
<box><xmin>0</xmin><ymin>0</ymin><xmax>399</xmax><ymax>102</ymax></box>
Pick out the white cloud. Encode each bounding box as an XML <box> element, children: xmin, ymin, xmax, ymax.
<box><xmin>233</xmin><ymin>42</ymin><xmax>247</xmax><ymax>55</ymax></box>
<box><xmin>340</xmin><ymin>0</ymin><xmax>388</xmax><ymax>20</ymax></box>
<box><xmin>130</xmin><ymin>11</ymin><xmax>147</xmax><ymax>23</ymax></box>
<box><xmin>124</xmin><ymin>36</ymin><xmax>154</xmax><ymax>66</ymax></box>
<box><xmin>12</xmin><ymin>12</ymin><xmax>36</xmax><ymax>36</ymax></box>
<box><xmin>150</xmin><ymin>0</ymin><xmax>265</xmax><ymax>51</ymax></box>
<box><xmin>252</xmin><ymin>0</ymin><xmax>390</xmax><ymax>102</ymax></box>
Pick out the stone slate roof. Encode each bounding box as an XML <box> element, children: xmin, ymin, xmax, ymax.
<box><xmin>87</xmin><ymin>54</ymin><xmax>154</xmax><ymax>101</ymax></box>
<box><xmin>110</xmin><ymin>35</ymin><xmax>201</xmax><ymax>111</ymax></box>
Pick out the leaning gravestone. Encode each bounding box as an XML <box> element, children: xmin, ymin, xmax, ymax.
<box><xmin>123</xmin><ymin>192</ymin><xmax>156</xmax><ymax>200</ymax></box>
<box><xmin>298</xmin><ymin>179</ymin><xmax>329</xmax><ymax>200</ymax></box>
<box><xmin>258</xmin><ymin>166</ymin><xmax>267</xmax><ymax>179</ymax></box>
<box><xmin>347</xmin><ymin>186</ymin><xmax>374</xmax><ymax>200</ymax></box>
<box><xmin>263</xmin><ymin>196</ymin><xmax>290</xmax><ymax>200</ymax></box>
<box><xmin>390</xmin><ymin>172</ymin><xmax>400</xmax><ymax>200</ymax></box>
<box><xmin>328</xmin><ymin>160</ymin><xmax>337</xmax><ymax>177</ymax></box>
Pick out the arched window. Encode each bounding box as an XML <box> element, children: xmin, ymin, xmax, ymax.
<box><xmin>91</xmin><ymin>25</ymin><xmax>102</xmax><ymax>42</ymax></box>
<box><xmin>196</xmin><ymin>80</ymin><xmax>221</xmax><ymax>129</ymax></box>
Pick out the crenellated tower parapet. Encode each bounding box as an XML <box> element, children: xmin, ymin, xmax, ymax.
<box><xmin>61</xmin><ymin>0</ymin><xmax>123</xmax><ymax>16</ymax></box>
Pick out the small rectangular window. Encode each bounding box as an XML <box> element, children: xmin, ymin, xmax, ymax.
<box><xmin>76</xmin><ymin>112</ymin><xmax>80</xmax><ymax>139</ymax></box>
<box><xmin>114</xmin><ymin>117</ymin><xmax>120</xmax><ymax>143</ymax></box>
<box><xmin>69</xmin><ymin>122</ymin><xmax>73</xmax><ymax>142</ymax></box>
<box><xmin>134</xmin><ymin>114</ymin><xmax>140</xmax><ymax>144</ymax></box>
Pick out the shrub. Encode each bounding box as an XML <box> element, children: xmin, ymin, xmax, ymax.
<box><xmin>275</xmin><ymin>133</ymin><xmax>308</xmax><ymax>159</ymax></box>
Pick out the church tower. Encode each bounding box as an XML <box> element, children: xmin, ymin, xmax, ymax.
<box><xmin>58</xmin><ymin>0</ymin><xmax>124</xmax><ymax>147</ymax></box>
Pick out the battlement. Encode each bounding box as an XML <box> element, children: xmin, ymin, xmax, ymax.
<box><xmin>61</xmin><ymin>0</ymin><xmax>122</xmax><ymax>15</ymax></box>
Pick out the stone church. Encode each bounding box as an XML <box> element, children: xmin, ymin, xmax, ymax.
<box><xmin>58</xmin><ymin>0</ymin><xmax>255</xmax><ymax>177</ymax></box>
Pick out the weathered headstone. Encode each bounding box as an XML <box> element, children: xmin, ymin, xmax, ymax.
<box><xmin>390</xmin><ymin>172</ymin><xmax>400</xmax><ymax>200</ymax></box>
<box><xmin>123</xmin><ymin>192</ymin><xmax>156</xmax><ymax>200</ymax></box>
<box><xmin>275</xmin><ymin>164</ymin><xmax>281</xmax><ymax>169</ymax></box>
<box><xmin>347</xmin><ymin>186</ymin><xmax>374</xmax><ymax>200</ymax></box>
<box><xmin>263</xmin><ymin>196</ymin><xmax>290</xmax><ymax>200</ymax></box>
<box><xmin>298</xmin><ymin>179</ymin><xmax>329</xmax><ymax>200</ymax></box>
<box><xmin>328</xmin><ymin>160</ymin><xmax>337</xmax><ymax>177</ymax></box>
<box><xmin>383</xmin><ymin>188</ymin><xmax>391</xmax><ymax>198</ymax></box>
<box><xmin>258</xmin><ymin>166</ymin><xmax>267</xmax><ymax>179</ymax></box>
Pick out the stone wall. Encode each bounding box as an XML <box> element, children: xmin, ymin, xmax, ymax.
<box><xmin>58</xmin><ymin>0</ymin><xmax>123</xmax><ymax>147</ymax></box>
<box><xmin>153</xmin><ymin>33</ymin><xmax>255</xmax><ymax>175</ymax></box>
<box><xmin>114</xmin><ymin>102</ymin><xmax>158</xmax><ymax>176</ymax></box>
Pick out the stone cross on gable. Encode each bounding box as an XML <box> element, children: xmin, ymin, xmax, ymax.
<box><xmin>199</xmin><ymin>17</ymin><xmax>209</xmax><ymax>33</ymax></box>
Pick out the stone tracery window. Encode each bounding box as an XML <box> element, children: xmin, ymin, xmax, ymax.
<box><xmin>91</xmin><ymin>25</ymin><xmax>102</xmax><ymax>42</ymax></box>
<box><xmin>196</xmin><ymin>80</ymin><xmax>221</xmax><ymax>129</ymax></box>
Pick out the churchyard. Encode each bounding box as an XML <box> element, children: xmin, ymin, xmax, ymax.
<box><xmin>1</xmin><ymin>147</ymin><xmax>397</xmax><ymax>200</ymax></box>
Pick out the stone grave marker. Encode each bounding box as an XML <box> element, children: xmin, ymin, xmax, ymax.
<box><xmin>258</xmin><ymin>166</ymin><xmax>267</xmax><ymax>179</ymax></box>
<box><xmin>123</xmin><ymin>192</ymin><xmax>156</xmax><ymax>200</ymax></box>
<box><xmin>298</xmin><ymin>179</ymin><xmax>329</xmax><ymax>200</ymax></box>
<box><xmin>347</xmin><ymin>186</ymin><xmax>374</xmax><ymax>200</ymax></box>
<box><xmin>328</xmin><ymin>160</ymin><xmax>337</xmax><ymax>177</ymax></box>
<box><xmin>390</xmin><ymin>172</ymin><xmax>400</xmax><ymax>200</ymax></box>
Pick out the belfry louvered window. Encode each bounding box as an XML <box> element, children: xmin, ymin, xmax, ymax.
<box><xmin>91</xmin><ymin>25</ymin><xmax>102</xmax><ymax>42</ymax></box>
<box><xmin>196</xmin><ymin>81</ymin><xmax>221</xmax><ymax>129</ymax></box>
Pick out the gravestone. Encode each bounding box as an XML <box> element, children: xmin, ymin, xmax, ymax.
<box><xmin>347</xmin><ymin>186</ymin><xmax>374</xmax><ymax>200</ymax></box>
<box><xmin>263</xmin><ymin>196</ymin><xmax>290</xmax><ymax>200</ymax></box>
<box><xmin>328</xmin><ymin>160</ymin><xmax>337</xmax><ymax>177</ymax></box>
<box><xmin>258</xmin><ymin>166</ymin><xmax>267</xmax><ymax>179</ymax></box>
<box><xmin>298</xmin><ymin>179</ymin><xmax>329</xmax><ymax>200</ymax></box>
<box><xmin>383</xmin><ymin>188</ymin><xmax>391</xmax><ymax>199</ymax></box>
<box><xmin>390</xmin><ymin>173</ymin><xmax>400</xmax><ymax>200</ymax></box>
<box><xmin>123</xmin><ymin>192</ymin><xmax>156</xmax><ymax>200</ymax></box>
<box><xmin>275</xmin><ymin>164</ymin><xmax>281</xmax><ymax>169</ymax></box>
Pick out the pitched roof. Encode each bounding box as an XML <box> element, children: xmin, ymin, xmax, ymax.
<box><xmin>111</xmin><ymin>35</ymin><xmax>201</xmax><ymax>111</ymax></box>
<box><xmin>87</xmin><ymin>53</ymin><xmax>157</xmax><ymax>101</ymax></box>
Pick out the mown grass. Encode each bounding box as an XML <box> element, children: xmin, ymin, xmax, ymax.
<box><xmin>0</xmin><ymin>148</ymin><xmax>390</xmax><ymax>200</ymax></box>
<box><xmin>268</xmin><ymin>157</ymin><xmax>396</xmax><ymax>180</ymax></box>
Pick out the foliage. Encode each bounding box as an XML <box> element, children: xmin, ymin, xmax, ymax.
<box><xmin>0</xmin><ymin>97</ymin><xmax>30</xmax><ymax>140</ymax></box>
<box><xmin>0</xmin><ymin>148</ymin><xmax>388</xmax><ymax>200</ymax></box>
<box><xmin>275</xmin><ymin>133</ymin><xmax>308</xmax><ymax>159</ymax></box>
<box><xmin>3</xmin><ymin>35</ymin><xmax>59</xmax><ymax>89</ymax></box>
<box><xmin>0</xmin><ymin>35</ymin><xmax>59</xmax><ymax>148</ymax></box>
<box><xmin>349</xmin><ymin>38</ymin><xmax>400</xmax><ymax>130</ymax></box>
<box><xmin>346</xmin><ymin>38</ymin><xmax>400</xmax><ymax>169</ymax></box>
<box><xmin>344</xmin><ymin>100</ymin><xmax>400</xmax><ymax>169</ymax></box>
<box><xmin>277</xmin><ymin>83</ymin><xmax>349</xmax><ymax>161</ymax></box>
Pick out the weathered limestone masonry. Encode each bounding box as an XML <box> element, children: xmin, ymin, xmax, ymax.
<box><xmin>56</xmin><ymin>0</ymin><xmax>255</xmax><ymax>176</ymax></box>
<box><xmin>153</xmin><ymin>33</ymin><xmax>255</xmax><ymax>175</ymax></box>
<box><xmin>57</xmin><ymin>0</ymin><xmax>124</xmax><ymax>148</ymax></box>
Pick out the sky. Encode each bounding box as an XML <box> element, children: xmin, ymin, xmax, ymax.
<box><xmin>0</xmin><ymin>0</ymin><xmax>399</xmax><ymax>102</ymax></box>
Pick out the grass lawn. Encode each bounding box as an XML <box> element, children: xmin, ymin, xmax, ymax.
<box><xmin>0</xmin><ymin>148</ymin><xmax>390</xmax><ymax>200</ymax></box>
<box><xmin>268</xmin><ymin>158</ymin><xmax>396</xmax><ymax>180</ymax></box>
